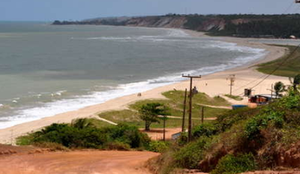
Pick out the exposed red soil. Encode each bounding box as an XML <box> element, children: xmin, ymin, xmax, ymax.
<box><xmin>141</xmin><ymin>128</ymin><xmax>182</xmax><ymax>141</ymax></box>
<box><xmin>0</xmin><ymin>149</ymin><xmax>159</xmax><ymax>174</ymax></box>
<box><xmin>242</xmin><ymin>171</ymin><xmax>300</xmax><ymax>174</ymax></box>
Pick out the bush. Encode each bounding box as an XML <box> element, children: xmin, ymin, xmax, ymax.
<box><xmin>216</xmin><ymin>107</ymin><xmax>260</xmax><ymax>132</ymax></box>
<box><xmin>192</xmin><ymin>123</ymin><xmax>217</xmax><ymax>138</ymax></box>
<box><xmin>211</xmin><ymin>153</ymin><xmax>256</xmax><ymax>174</ymax></box>
<box><xmin>174</xmin><ymin>137</ymin><xmax>211</xmax><ymax>169</ymax></box>
<box><xmin>281</xmin><ymin>92</ymin><xmax>300</xmax><ymax>109</ymax></box>
<box><xmin>176</xmin><ymin>132</ymin><xmax>188</xmax><ymax>146</ymax></box>
<box><xmin>148</xmin><ymin>141</ymin><xmax>168</xmax><ymax>153</ymax></box>
<box><xmin>18</xmin><ymin>122</ymin><xmax>150</xmax><ymax>150</ymax></box>
<box><xmin>103</xmin><ymin>123</ymin><xmax>151</xmax><ymax>148</ymax></box>
<box><xmin>244</xmin><ymin>109</ymin><xmax>284</xmax><ymax>140</ymax></box>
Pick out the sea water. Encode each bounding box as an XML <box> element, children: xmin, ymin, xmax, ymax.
<box><xmin>0</xmin><ymin>22</ymin><xmax>267</xmax><ymax>129</ymax></box>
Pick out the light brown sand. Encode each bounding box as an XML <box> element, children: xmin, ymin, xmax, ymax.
<box><xmin>0</xmin><ymin>29</ymin><xmax>290</xmax><ymax>144</ymax></box>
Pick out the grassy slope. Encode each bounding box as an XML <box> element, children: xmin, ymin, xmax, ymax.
<box><xmin>98</xmin><ymin>91</ymin><xmax>230</xmax><ymax>129</ymax></box>
<box><xmin>257</xmin><ymin>45</ymin><xmax>300</xmax><ymax>77</ymax></box>
<box><xmin>151</xmin><ymin>92</ymin><xmax>300</xmax><ymax>174</ymax></box>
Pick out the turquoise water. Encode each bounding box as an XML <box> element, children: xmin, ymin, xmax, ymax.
<box><xmin>0</xmin><ymin>22</ymin><xmax>266</xmax><ymax>128</ymax></box>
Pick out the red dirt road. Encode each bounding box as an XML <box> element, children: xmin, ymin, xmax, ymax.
<box><xmin>0</xmin><ymin>150</ymin><xmax>159</xmax><ymax>174</ymax></box>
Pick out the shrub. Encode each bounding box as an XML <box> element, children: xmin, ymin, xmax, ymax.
<box><xmin>281</xmin><ymin>92</ymin><xmax>300</xmax><ymax>109</ymax></box>
<box><xmin>19</xmin><ymin>122</ymin><xmax>150</xmax><ymax>150</ymax></box>
<box><xmin>216</xmin><ymin>107</ymin><xmax>260</xmax><ymax>132</ymax></box>
<box><xmin>103</xmin><ymin>123</ymin><xmax>151</xmax><ymax>148</ymax></box>
<box><xmin>211</xmin><ymin>153</ymin><xmax>256</xmax><ymax>174</ymax></box>
<box><xmin>176</xmin><ymin>132</ymin><xmax>188</xmax><ymax>146</ymax></box>
<box><xmin>244</xmin><ymin>109</ymin><xmax>284</xmax><ymax>140</ymax></box>
<box><xmin>16</xmin><ymin>134</ymin><xmax>35</xmax><ymax>145</ymax></box>
<box><xmin>148</xmin><ymin>141</ymin><xmax>168</xmax><ymax>153</ymax></box>
<box><xmin>174</xmin><ymin>137</ymin><xmax>211</xmax><ymax>169</ymax></box>
<box><xmin>192</xmin><ymin>123</ymin><xmax>217</xmax><ymax>138</ymax></box>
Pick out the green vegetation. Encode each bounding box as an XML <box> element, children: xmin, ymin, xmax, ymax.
<box><xmin>57</xmin><ymin>14</ymin><xmax>300</xmax><ymax>39</ymax></box>
<box><xmin>17</xmin><ymin>119</ymin><xmax>150</xmax><ymax>150</ymax></box>
<box><xmin>274</xmin><ymin>81</ymin><xmax>285</xmax><ymax>98</ymax></box>
<box><xmin>208</xmin><ymin>14</ymin><xmax>300</xmax><ymax>38</ymax></box>
<box><xmin>98</xmin><ymin>91</ymin><xmax>229</xmax><ymax>129</ymax></box>
<box><xmin>151</xmin><ymin>87</ymin><xmax>300</xmax><ymax>174</ymax></box>
<box><xmin>17</xmin><ymin>90</ymin><xmax>229</xmax><ymax>152</ymax></box>
<box><xmin>257</xmin><ymin>45</ymin><xmax>300</xmax><ymax>77</ymax></box>
<box><xmin>225</xmin><ymin>94</ymin><xmax>243</xmax><ymax>101</ymax></box>
<box><xmin>211</xmin><ymin>153</ymin><xmax>257</xmax><ymax>174</ymax></box>
<box><xmin>138</xmin><ymin>103</ymin><xmax>169</xmax><ymax>131</ymax></box>
<box><xmin>148</xmin><ymin>141</ymin><xmax>169</xmax><ymax>153</ymax></box>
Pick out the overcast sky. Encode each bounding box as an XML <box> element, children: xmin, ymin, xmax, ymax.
<box><xmin>1</xmin><ymin>0</ymin><xmax>299</xmax><ymax>21</ymax></box>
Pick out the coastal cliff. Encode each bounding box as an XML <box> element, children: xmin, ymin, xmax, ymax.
<box><xmin>53</xmin><ymin>14</ymin><xmax>300</xmax><ymax>38</ymax></box>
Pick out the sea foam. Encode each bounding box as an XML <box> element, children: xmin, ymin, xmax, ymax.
<box><xmin>0</xmin><ymin>29</ymin><xmax>267</xmax><ymax>129</ymax></box>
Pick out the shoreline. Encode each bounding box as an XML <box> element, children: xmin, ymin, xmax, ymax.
<box><xmin>0</xmin><ymin>29</ymin><xmax>290</xmax><ymax>144</ymax></box>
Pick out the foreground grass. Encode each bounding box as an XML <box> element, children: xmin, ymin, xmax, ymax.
<box><xmin>150</xmin><ymin>90</ymin><xmax>300</xmax><ymax>174</ymax></box>
<box><xmin>98</xmin><ymin>90</ymin><xmax>229</xmax><ymax>129</ymax></box>
<box><xmin>257</xmin><ymin>45</ymin><xmax>300</xmax><ymax>77</ymax></box>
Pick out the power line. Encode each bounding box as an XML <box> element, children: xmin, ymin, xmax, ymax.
<box><xmin>234</xmin><ymin>73</ymin><xmax>267</xmax><ymax>92</ymax></box>
<box><xmin>247</xmin><ymin>44</ymin><xmax>300</xmax><ymax>93</ymax></box>
<box><xmin>234</xmin><ymin>44</ymin><xmax>300</xmax><ymax>96</ymax></box>
<box><xmin>283</xmin><ymin>0</ymin><xmax>295</xmax><ymax>14</ymax></box>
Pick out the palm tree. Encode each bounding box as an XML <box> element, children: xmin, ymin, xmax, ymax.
<box><xmin>138</xmin><ymin>103</ymin><xmax>168</xmax><ymax>131</ymax></box>
<box><xmin>288</xmin><ymin>74</ymin><xmax>300</xmax><ymax>93</ymax></box>
<box><xmin>274</xmin><ymin>81</ymin><xmax>285</xmax><ymax>98</ymax></box>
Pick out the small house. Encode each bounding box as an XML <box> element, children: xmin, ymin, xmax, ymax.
<box><xmin>248</xmin><ymin>94</ymin><xmax>278</xmax><ymax>105</ymax></box>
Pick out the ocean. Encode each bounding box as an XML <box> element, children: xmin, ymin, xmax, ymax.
<box><xmin>0</xmin><ymin>22</ymin><xmax>267</xmax><ymax>129</ymax></box>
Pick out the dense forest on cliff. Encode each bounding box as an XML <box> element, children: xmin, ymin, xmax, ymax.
<box><xmin>53</xmin><ymin>14</ymin><xmax>300</xmax><ymax>38</ymax></box>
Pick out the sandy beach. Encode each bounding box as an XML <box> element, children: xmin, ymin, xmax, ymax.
<box><xmin>0</xmin><ymin>29</ymin><xmax>291</xmax><ymax>144</ymax></box>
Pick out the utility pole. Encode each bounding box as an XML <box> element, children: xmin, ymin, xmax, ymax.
<box><xmin>267</xmin><ymin>84</ymin><xmax>274</xmax><ymax>100</ymax></box>
<box><xmin>163</xmin><ymin>115</ymin><xmax>166</xmax><ymax>141</ymax></box>
<box><xmin>182</xmin><ymin>89</ymin><xmax>187</xmax><ymax>132</ymax></box>
<box><xmin>182</xmin><ymin>74</ymin><xmax>201</xmax><ymax>142</ymax></box>
<box><xmin>201</xmin><ymin>106</ymin><xmax>205</xmax><ymax>124</ymax></box>
<box><xmin>227</xmin><ymin>74</ymin><xmax>235</xmax><ymax>96</ymax></box>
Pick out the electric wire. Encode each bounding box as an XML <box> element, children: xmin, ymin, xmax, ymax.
<box><xmin>236</xmin><ymin>44</ymin><xmax>300</xmax><ymax>96</ymax></box>
<box><xmin>284</xmin><ymin>0</ymin><xmax>296</xmax><ymax>14</ymax></box>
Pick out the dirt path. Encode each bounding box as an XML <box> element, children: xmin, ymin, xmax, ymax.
<box><xmin>141</xmin><ymin>128</ymin><xmax>182</xmax><ymax>141</ymax></box>
<box><xmin>0</xmin><ymin>150</ymin><xmax>159</xmax><ymax>174</ymax></box>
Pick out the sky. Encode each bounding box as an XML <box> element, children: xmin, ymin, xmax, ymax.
<box><xmin>0</xmin><ymin>0</ymin><xmax>299</xmax><ymax>21</ymax></box>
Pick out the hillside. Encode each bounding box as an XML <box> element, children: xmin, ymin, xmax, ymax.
<box><xmin>53</xmin><ymin>14</ymin><xmax>300</xmax><ymax>38</ymax></box>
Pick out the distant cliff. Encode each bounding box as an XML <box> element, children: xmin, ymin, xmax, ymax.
<box><xmin>53</xmin><ymin>14</ymin><xmax>300</xmax><ymax>38</ymax></box>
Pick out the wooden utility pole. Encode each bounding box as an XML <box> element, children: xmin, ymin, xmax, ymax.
<box><xmin>227</xmin><ymin>74</ymin><xmax>235</xmax><ymax>96</ymax></box>
<box><xmin>182</xmin><ymin>74</ymin><xmax>201</xmax><ymax>142</ymax></box>
<box><xmin>163</xmin><ymin>115</ymin><xmax>166</xmax><ymax>141</ymax></box>
<box><xmin>201</xmin><ymin>107</ymin><xmax>205</xmax><ymax>124</ymax></box>
<box><xmin>267</xmin><ymin>84</ymin><xmax>274</xmax><ymax>100</ymax></box>
<box><xmin>182</xmin><ymin>89</ymin><xmax>188</xmax><ymax>132</ymax></box>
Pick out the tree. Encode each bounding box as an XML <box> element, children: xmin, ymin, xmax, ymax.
<box><xmin>274</xmin><ymin>81</ymin><xmax>285</xmax><ymax>98</ymax></box>
<box><xmin>293</xmin><ymin>74</ymin><xmax>300</xmax><ymax>91</ymax></box>
<box><xmin>138</xmin><ymin>103</ymin><xmax>168</xmax><ymax>131</ymax></box>
<box><xmin>289</xmin><ymin>74</ymin><xmax>300</xmax><ymax>92</ymax></box>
